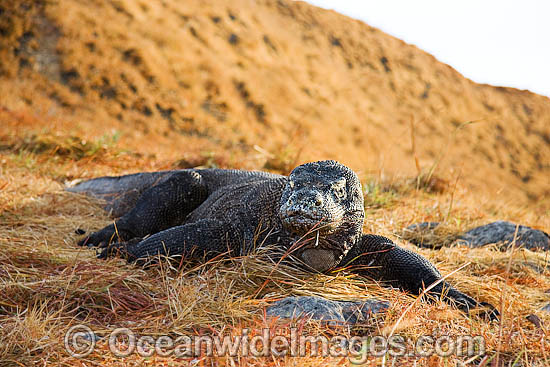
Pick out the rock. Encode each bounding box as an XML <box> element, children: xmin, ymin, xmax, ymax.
<box><xmin>82</xmin><ymin>331</ymin><xmax>102</xmax><ymax>342</ymax></box>
<box><xmin>402</xmin><ymin>222</ymin><xmax>454</xmax><ymax>249</ymax></box>
<box><xmin>266</xmin><ymin>296</ymin><xmax>389</xmax><ymax>324</ymax></box>
<box><xmin>523</xmin><ymin>261</ymin><xmax>550</xmax><ymax>274</ymax></box>
<box><xmin>404</xmin><ymin>221</ymin><xmax>549</xmax><ymax>251</ymax></box>
<box><xmin>540</xmin><ymin>303</ymin><xmax>550</xmax><ymax>313</ymax></box>
<box><xmin>458</xmin><ymin>221</ymin><xmax>549</xmax><ymax>250</ymax></box>
<box><xmin>339</xmin><ymin>299</ymin><xmax>391</xmax><ymax>324</ymax></box>
<box><xmin>526</xmin><ymin>314</ymin><xmax>543</xmax><ymax>328</ymax></box>
<box><xmin>406</xmin><ymin>222</ymin><xmax>441</xmax><ymax>231</ymax></box>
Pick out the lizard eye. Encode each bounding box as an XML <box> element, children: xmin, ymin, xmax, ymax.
<box><xmin>331</xmin><ymin>178</ymin><xmax>347</xmax><ymax>200</ymax></box>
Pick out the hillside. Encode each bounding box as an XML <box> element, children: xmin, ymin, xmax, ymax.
<box><xmin>1</xmin><ymin>1</ymin><xmax>550</xmax><ymax>366</ymax></box>
<box><xmin>1</xmin><ymin>0</ymin><xmax>549</xmax><ymax>209</ymax></box>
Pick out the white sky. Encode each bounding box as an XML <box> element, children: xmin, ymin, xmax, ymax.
<box><xmin>305</xmin><ymin>0</ymin><xmax>550</xmax><ymax>98</ymax></box>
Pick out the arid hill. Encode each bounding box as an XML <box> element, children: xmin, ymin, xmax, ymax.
<box><xmin>2</xmin><ymin>2</ymin><xmax>550</xmax><ymax>365</ymax></box>
<box><xmin>1</xmin><ymin>0</ymin><xmax>549</xmax><ymax>208</ymax></box>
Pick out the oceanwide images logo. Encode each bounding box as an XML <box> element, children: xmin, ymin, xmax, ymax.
<box><xmin>64</xmin><ymin>325</ymin><xmax>486</xmax><ymax>362</ymax></box>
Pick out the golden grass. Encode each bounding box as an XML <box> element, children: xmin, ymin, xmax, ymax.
<box><xmin>1</xmin><ymin>131</ymin><xmax>549</xmax><ymax>366</ymax></box>
<box><xmin>2</xmin><ymin>0</ymin><xmax>550</xmax><ymax>208</ymax></box>
<box><xmin>1</xmin><ymin>0</ymin><xmax>550</xmax><ymax>365</ymax></box>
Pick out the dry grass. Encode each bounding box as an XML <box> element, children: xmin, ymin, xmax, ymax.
<box><xmin>1</xmin><ymin>0</ymin><xmax>550</xmax><ymax>365</ymax></box>
<box><xmin>2</xmin><ymin>0</ymin><xmax>550</xmax><ymax>208</ymax></box>
<box><xmin>1</xmin><ymin>131</ymin><xmax>549</xmax><ymax>366</ymax></box>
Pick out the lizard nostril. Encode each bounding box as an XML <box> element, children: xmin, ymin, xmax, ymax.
<box><xmin>286</xmin><ymin>206</ymin><xmax>298</xmax><ymax>216</ymax></box>
<box><xmin>315</xmin><ymin>198</ymin><xmax>323</xmax><ymax>207</ymax></box>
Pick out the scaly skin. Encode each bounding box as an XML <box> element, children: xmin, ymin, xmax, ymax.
<box><xmin>69</xmin><ymin>160</ymin><xmax>498</xmax><ymax>320</ymax></box>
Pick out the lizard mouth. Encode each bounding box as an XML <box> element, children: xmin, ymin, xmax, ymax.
<box><xmin>281</xmin><ymin>213</ymin><xmax>337</xmax><ymax>235</ymax></box>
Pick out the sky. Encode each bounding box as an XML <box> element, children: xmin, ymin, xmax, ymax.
<box><xmin>305</xmin><ymin>0</ymin><xmax>550</xmax><ymax>98</ymax></box>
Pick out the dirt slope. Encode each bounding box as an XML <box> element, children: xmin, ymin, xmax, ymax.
<box><xmin>1</xmin><ymin>0</ymin><xmax>549</xmax><ymax>207</ymax></box>
<box><xmin>2</xmin><ymin>2</ymin><xmax>550</xmax><ymax>365</ymax></box>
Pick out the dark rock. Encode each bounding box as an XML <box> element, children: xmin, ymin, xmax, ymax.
<box><xmin>339</xmin><ymin>299</ymin><xmax>390</xmax><ymax>324</ymax></box>
<box><xmin>404</xmin><ymin>221</ymin><xmax>549</xmax><ymax>251</ymax></box>
<box><xmin>228</xmin><ymin>33</ymin><xmax>239</xmax><ymax>45</ymax></box>
<box><xmin>523</xmin><ymin>261</ymin><xmax>550</xmax><ymax>274</ymax></box>
<box><xmin>406</xmin><ymin>222</ymin><xmax>440</xmax><ymax>231</ymax></box>
<box><xmin>458</xmin><ymin>221</ymin><xmax>549</xmax><ymax>250</ymax></box>
<box><xmin>380</xmin><ymin>56</ymin><xmax>391</xmax><ymax>72</ymax></box>
<box><xmin>526</xmin><ymin>314</ymin><xmax>543</xmax><ymax>328</ymax></box>
<box><xmin>329</xmin><ymin>35</ymin><xmax>342</xmax><ymax>47</ymax></box>
<box><xmin>540</xmin><ymin>303</ymin><xmax>550</xmax><ymax>313</ymax></box>
<box><xmin>402</xmin><ymin>222</ymin><xmax>449</xmax><ymax>249</ymax></box>
<box><xmin>81</xmin><ymin>331</ymin><xmax>102</xmax><ymax>342</ymax></box>
<box><xmin>266</xmin><ymin>296</ymin><xmax>389</xmax><ymax>324</ymax></box>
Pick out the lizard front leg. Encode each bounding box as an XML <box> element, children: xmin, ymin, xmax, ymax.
<box><xmin>78</xmin><ymin>171</ymin><xmax>207</xmax><ymax>248</ymax></box>
<box><xmin>97</xmin><ymin>219</ymin><xmax>242</xmax><ymax>263</ymax></box>
<box><xmin>339</xmin><ymin>234</ymin><xmax>498</xmax><ymax>320</ymax></box>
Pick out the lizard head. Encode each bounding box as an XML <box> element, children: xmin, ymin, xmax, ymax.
<box><xmin>279</xmin><ymin>160</ymin><xmax>365</xmax><ymax>270</ymax></box>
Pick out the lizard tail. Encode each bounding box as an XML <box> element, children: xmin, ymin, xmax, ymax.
<box><xmin>66</xmin><ymin>171</ymin><xmax>178</xmax><ymax>217</ymax></box>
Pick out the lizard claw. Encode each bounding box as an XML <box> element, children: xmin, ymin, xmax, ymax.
<box><xmin>97</xmin><ymin>238</ymin><xmax>141</xmax><ymax>262</ymax></box>
<box><xmin>78</xmin><ymin>235</ymin><xmax>108</xmax><ymax>248</ymax></box>
<box><xmin>441</xmin><ymin>287</ymin><xmax>499</xmax><ymax>321</ymax></box>
<box><xmin>97</xmin><ymin>242</ymin><xmax>128</xmax><ymax>260</ymax></box>
<box><xmin>452</xmin><ymin>295</ymin><xmax>499</xmax><ymax>321</ymax></box>
<box><xmin>477</xmin><ymin>301</ymin><xmax>500</xmax><ymax>321</ymax></box>
<box><xmin>77</xmin><ymin>224</ymin><xmax>131</xmax><ymax>248</ymax></box>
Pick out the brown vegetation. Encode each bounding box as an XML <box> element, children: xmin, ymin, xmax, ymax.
<box><xmin>1</xmin><ymin>0</ymin><xmax>549</xmax><ymax>365</ymax></box>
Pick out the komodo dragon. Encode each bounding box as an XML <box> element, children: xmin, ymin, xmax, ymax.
<box><xmin>69</xmin><ymin>160</ymin><xmax>497</xmax><ymax>319</ymax></box>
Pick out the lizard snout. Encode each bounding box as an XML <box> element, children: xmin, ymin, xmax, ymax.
<box><xmin>284</xmin><ymin>191</ymin><xmax>324</xmax><ymax>215</ymax></box>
